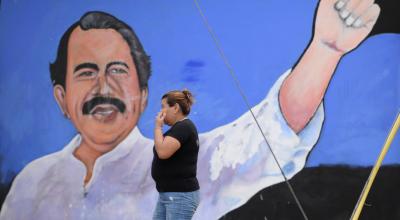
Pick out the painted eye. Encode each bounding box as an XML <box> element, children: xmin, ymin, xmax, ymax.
<box><xmin>78</xmin><ymin>71</ymin><xmax>95</xmax><ymax>77</ymax></box>
<box><xmin>109</xmin><ymin>68</ymin><xmax>128</xmax><ymax>74</ymax></box>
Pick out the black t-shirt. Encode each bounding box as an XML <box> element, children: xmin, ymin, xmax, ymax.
<box><xmin>151</xmin><ymin>118</ymin><xmax>200</xmax><ymax>192</ymax></box>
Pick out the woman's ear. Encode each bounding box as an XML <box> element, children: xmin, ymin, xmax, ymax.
<box><xmin>174</xmin><ymin>103</ymin><xmax>180</xmax><ymax>113</ymax></box>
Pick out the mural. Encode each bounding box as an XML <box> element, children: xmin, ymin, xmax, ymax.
<box><xmin>0</xmin><ymin>0</ymin><xmax>399</xmax><ymax>219</ymax></box>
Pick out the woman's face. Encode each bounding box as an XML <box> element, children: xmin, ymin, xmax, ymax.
<box><xmin>161</xmin><ymin>98</ymin><xmax>177</xmax><ymax>126</ymax></box>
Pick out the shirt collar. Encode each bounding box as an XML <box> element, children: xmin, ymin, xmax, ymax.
<box><xmin>62</xmin><ymin>126</ymin><xmax>144</xmax><ymax>165</ymax></box>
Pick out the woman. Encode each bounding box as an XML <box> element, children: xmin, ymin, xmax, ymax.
<box><xmin>151</xmin><ymin>89</ymin><xmax>200</xmax><ymax>220</ymax></box>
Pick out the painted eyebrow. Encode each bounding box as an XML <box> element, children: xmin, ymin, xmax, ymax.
<box><xmin>106</xmin><ymin>61</ymin><xmax>129</xmax><ymax>70</ymax></box>
<box><xmin>74</xmin><ymin>63</ymin><xmax>99</xmax><ymax>74</ymax></box>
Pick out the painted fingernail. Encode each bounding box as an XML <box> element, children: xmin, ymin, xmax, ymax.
<box><xmin>335</xmin><ymin>0</ymin><xmax>345</xmax><ymax>11</ymax></box>
<box><xmin>345</xmin><ymin>15</ymin><xmax>355</xmax><ymax>26</ymax></box>
<box><xmin>340</xmin><ymin>9</ymin><xmax>350</xmax><ymax>19</ymax></box>
<box><xmin>352</xmin><ymin>18</ymin><xmax>363</xmax><ymax>28</ymax></box>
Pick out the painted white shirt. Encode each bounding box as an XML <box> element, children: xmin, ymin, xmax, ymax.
<box><xmin>0</xmin><ymin>70</ymin><xmax>324</xmax><ymax>220</ymax></box>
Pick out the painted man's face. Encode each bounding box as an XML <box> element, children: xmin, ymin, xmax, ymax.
<box><xmin>54</xmin><ymin>27</ymin><xmax>147</xmax><ymax>153</ymax></box>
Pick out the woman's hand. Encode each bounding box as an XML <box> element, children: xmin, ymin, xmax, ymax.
<box><xmin>155</xmin><ymin>111</ymin><xmax>166</xmax><ymax>129</ymax></box>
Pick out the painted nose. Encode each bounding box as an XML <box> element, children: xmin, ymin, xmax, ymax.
<box><xmin>97</xmin><ymin>74</ymin><xmax>112</xmax><ymax>95</ymax></box>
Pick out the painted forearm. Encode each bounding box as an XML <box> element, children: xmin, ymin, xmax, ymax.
<box><xmin>279</xmin><ymin>40</ymin><xmax>342</xmax><ymax>133</ymax></box>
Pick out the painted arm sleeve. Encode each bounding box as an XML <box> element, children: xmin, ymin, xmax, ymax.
<box><xmin>194</xmin><ymin>69</ymin><xmax>325</xmax><ymax>219</ymax></box>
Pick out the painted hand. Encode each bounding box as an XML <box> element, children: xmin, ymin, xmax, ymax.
<box><xmin>313</xmin><ymin>0</ymin><xmax>380</xmax><ymax>55</ymax></box>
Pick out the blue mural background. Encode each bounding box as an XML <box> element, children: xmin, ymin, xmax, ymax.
<box><xmin>0</xmin><ymin>0</ymin><xmax>399</xmax><ymax>184</ymax></box>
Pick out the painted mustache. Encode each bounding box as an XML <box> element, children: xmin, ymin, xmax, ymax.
<box><xmin>82</xmin><ymin>96</ymin><xmax>126</xmax><ymax>115</ymax></box>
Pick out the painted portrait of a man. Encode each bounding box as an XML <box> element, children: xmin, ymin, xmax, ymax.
<box><xmin>0</xmin><ymin>0</ymin><xmax>398</xmax><ymax>219</ymax></box>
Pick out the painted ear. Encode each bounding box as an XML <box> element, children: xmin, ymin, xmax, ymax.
<box><xmin>140</xmin><ymin>88</ymin><xmax>148</xmax><ymax>114</ymax></box>
<box><xmin>53</xmin><ymin>85</ymin><xmax>70</xmax><ymax>119</ymax></box>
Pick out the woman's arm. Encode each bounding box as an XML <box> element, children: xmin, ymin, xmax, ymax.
<box><xmin>153</xmin><ymin>112</ymin><xmax>181</xmax><ymax>159</ymax></box>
